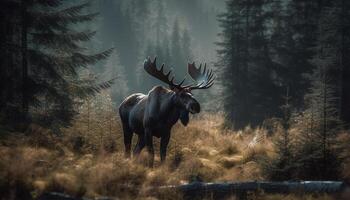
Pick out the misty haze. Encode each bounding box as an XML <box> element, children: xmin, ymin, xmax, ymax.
<box><xmin>0</xmin><ymin>0</ymin><xmax>350</xmax><ymax>200</ymax></box>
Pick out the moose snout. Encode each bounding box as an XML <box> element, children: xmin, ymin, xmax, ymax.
<box><xmin>188</xmin><ymin>102</ymin><xmax>200</xmax><ymax>114</ymax></box>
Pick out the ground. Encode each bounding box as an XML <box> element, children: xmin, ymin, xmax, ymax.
<box><xmin>0</xmin><ymin>112</ymin><xmax>344</xmax><ymax>200</ymax></box>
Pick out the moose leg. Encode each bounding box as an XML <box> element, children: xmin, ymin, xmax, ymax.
<box><xmin>160</xmin><ymin>133</ymin><xmax>170</xmax><ymax>163</ymax></box>
<box><xmin>133</xmin><ymin>135</ymin><xmax>145</xmax><ymax>156</ymax></box>
<box><xmin>122</xmin><ymin>124</ymin><xmax>133</xmax><ymax>158</ymax></box>
<box><xmin>145</xmin><ymin>128</ymin><xmax>154</xmax><ymax>167</ymax></box>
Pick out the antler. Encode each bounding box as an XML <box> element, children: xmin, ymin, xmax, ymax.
<box><xmin>144</xmin><ymin>57</ymin><xmax>190</xmax><ymax>90</ymax></box>
<box><xmin>187</xmin><ymin>62</ymin><xmax>215</xmax><ymax>90</ymax></box>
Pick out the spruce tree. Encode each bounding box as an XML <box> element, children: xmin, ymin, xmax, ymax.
<box><xmin>338</xmin><ymin>0</ymin><xmax>350</xmax><ymax>126</ymax></box>
<box><xmin>0</xmin><ymin>0</ymin><xmax>113</xmax><ymax>132</ymax></box>
<box><xmin>217</xmin><ymin>0</ymin><xmax>281</xmax><ymax>129</ymax></box>
<box><xmin>181</xmin><ymin>28</ymin><xmax>193</xmax><ymax>64</ymax></box>
<box><xmin>285</xmin><ymin>0</ymin><xmax>324</xmax><ymax>108</ymax></box>
<box><xmin>247</xmin><ymin>0</ymin><xmax>281</xmax><ymax>125</ymax></box>
<box><xmin>0</xmin><ymin>1</ymin><xmax>23</xmax><ymax>127</ymax></box>
<box><xmin>152</xmin><ymin>0</ymin><xmax>168</xmax><ymax>43</ymax></box>
<box><xmin>99</xmin><ymin>1</ymin><xmax>139</xmax><ymax>91</ymax></box>
<box><xmin>170</xmin><ymin>19</ymin><xmax>185</xmax><ymax>76</ymax></box>
<box><xmin>296</xmin><ymin>67</ymin><xmax>342</xmax><ymax>180</ymax></box>
<box><xmin>261</xmin><ymin>87</ymin><xmax>295</xmax><ymax>181</ymax></box>
<box><xmin>268</xmin><ymin>0</ymin><xmax>299</xmax><ymax>108</ymax></box>
<box><xmin>140</xmin><ymin>42</ymin><xmax>158</xmax><ymax>92</ymax></box>
<box><xmin>29</xmin><ymin>1</ymin><xmax>113</xmax><ymax>131</ymax></box>
<box><xmin>103</xmin><ymin>51</ymin><xmax>128</xmax><ymax>105</ymax></box>
<box><xmin>295</xmin><ymin>3</ymin><xmax>344</xmax><ymax>179</ymax></box>
<box><xmin>162</xmin><ymin>37</ymin><xmax>172</xmax><ymax>66</ymax></box>
<box><xmin>217</xmin><ymin>0</ymin><xmax>247</xmax><ymax>129</ymax></box>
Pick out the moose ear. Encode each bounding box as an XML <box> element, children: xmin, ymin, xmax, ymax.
<box><xmin>179</xmin><ymin>109</ymin><xmax>189</xmax><ymax>126</ymax></box>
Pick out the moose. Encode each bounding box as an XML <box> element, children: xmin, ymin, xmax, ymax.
<box><xmin>119</xmin><ymin>57</ymin><xmax>215</xmax><ymax>167</ymax></box>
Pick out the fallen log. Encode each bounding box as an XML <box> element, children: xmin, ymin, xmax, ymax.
<box><xmin>153</xmin><ymin>181</ymin><xmax>347</xmax><ymax>200</ymax></box>
<box><xmin>37</xmin><ymin>181</ymin><xmax>347</xmax><ymax>200</ymax></box>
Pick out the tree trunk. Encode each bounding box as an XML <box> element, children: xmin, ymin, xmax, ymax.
<box><xmin>21</xmin><ymin>0</ymin><xmax>28</xmax><ymax>124</ymax></box>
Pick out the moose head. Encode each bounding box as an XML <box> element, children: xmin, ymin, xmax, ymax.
<box><xmin>119</xmin><ymin>57</ymin><xmax>215</xmax><ymax>167</ymax></box>
<box><xmin>144</xmin><ymin>57</ymin><xmax>214</xmax><ymax>121</ymax></box>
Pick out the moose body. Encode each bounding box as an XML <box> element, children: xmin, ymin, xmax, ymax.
<box><xmin>119</xmin><ymin>86</ymin><xmax>197</xmax><ymax>166</ymax></box>
<box><xmin>119</xmin><ymin>57</ymin><xmax>214</xmax><ymax>167</ymax></box>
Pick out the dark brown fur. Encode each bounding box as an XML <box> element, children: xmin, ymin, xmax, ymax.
<box><xmin>119</xmin><ymin>86</ymin><xmax>199</xmax><ymax>167</ymax></box>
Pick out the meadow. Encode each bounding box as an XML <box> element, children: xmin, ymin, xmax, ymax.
<box><xmin>1</xmin><ymin>95</ymin><xmax>347</xmax><ymax>199</ymax></box>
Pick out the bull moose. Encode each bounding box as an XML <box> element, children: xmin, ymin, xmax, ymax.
<box><xmin>119</xmin><ymin>57</ymin><xmax>215</xmax><ymax>167</ymax></box>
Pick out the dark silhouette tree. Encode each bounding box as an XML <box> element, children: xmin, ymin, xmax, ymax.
<box><xmin>260</xmin><ymin>87</ymin><xmax>296</xmax><ymax>181</ymax></box>
<box><xmin>217</xmin><ymin>0</ymin><xmax>281</xmax><ymax>129</ymax></box>
<box><xmin>294</xmin><ymin>2</ymin><xmax>344</xmax><ymax>179</ymax></box>
<box><xmin>285</xmin><ymin>0</ymin><xmax>324</xmax><ymax>108</ymax></box>
<box><xmin>337</xmin><ymin>0</ymin><xmax>350</xmax><ymax>126</ymax></box>
<box><xmin>0</xmin><ymin>0</ymin><xmax>23</xmax><ymax>127</ymax></box>
<box><xmin>0</xmin><ymin>0</ymin><xmax>113</xmax><ymax>132</ymax></box>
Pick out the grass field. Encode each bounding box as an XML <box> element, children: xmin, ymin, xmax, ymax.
<box><xmin>0</xmin><ymin>111</ymin><xmax>344</xmax><ymax>199</ymax></box>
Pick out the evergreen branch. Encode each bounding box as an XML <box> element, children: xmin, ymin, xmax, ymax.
<box><xmin>28</xmin><ymin>50</ymin><xmax>76</xmax><ymax>79</ymax></box>
<box><xmin>68</xmin><ymin>77</ymin><xmax>116</xmax><ymax>98</ymax></box>
<box><xmin>35</xmin><ymin>0</ymin><xmax>62</xmax><ymax>7</ymax></box>
<box><xmin>72</xmin><ymin>48</ymin><xmax>114</xmax><ymax>68</ymax></box>
<box><xmin>91</xmin><ymin>78</ymin><xmax>117</xmax><ymax>93</ymax></box>
<box><xmin>31</xmin><ymin>35</ymin><xmax>81</xmax><ymax>52</ymax></box>
<box><xmin>56</xmin><ymin>2</ymin><xmax>91</xmax><ymax>16</ymax></box>
<box><xmin>28</xmin><ymin>49</ymin><xmax>113</xmax><ymax>77</ymax></box>
<box><xmin>30</xmin><ymin>12</ymin><xmax>99</xmax><ymax>31</ymax></box>
<box><xmin>31</xmin><ymin>31</ymin><xmax>96</xmax><ymax>42</ymax></box>
<box><xmin>31</xmin><ymin>31</ymin><xmax>96</xmax><ymax>50</ymax></box>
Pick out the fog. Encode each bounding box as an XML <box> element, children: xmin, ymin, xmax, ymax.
<box><xmin>83</xmin><ymin>0</ymin><xmax>226</xmax><ymax>108</ymax></box>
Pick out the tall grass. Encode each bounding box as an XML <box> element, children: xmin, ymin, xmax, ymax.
<box><xmin>0</xmin><ymin>100</ymin><xmax>342</xmax><ymax>200</ymax></box>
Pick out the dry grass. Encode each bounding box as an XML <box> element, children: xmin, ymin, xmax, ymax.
<box><xmin>337</xmin><ymin>132</ymin><xmax>350</xmax><ymax>182</ymax></box>
<box><xmin>0</xmin><ymin>110</ymin><xmax>339</xmax><ymax>200</ymax></box>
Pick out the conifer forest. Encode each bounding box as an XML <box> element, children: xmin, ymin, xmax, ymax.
<box><xmin>0</xmin><ymin>0</ymin><xmax>350</xmax><ymax>199</ymax></box>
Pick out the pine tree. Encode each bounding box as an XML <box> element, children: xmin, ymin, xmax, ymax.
<box><xmin>140</xmin><ymin>42</ymin><xmax>158</xmax><ymax>92</ymax></box>
<box><xmin>98</xmin><ymin>0</ymin><xmax>119</xmax><ymax>48</ymax></box>
<box><xmin>152</xmin><ymin>0</ymin><xmax>168</xmax><ymax>43</ymax></box>
<box><xmin>170</xmin><ymin>19</ymin><xmax>185</xmax><ymax>76</ymax></box>
<box><xmin>247</xmin><ymin>0</ymin><xmax>282</xmax><ymax>125</ymax></box>
<box><xmin>162</xmin><ymin>36</ymin><xmax>172</xmax><ymax>66</ymax></box>
<box><xmin>0</xmin><ymin>1</ymin><xmax>23</xmax><ymax>127</ymax></box>
<box><xmin>268</xmin><ymin>0</ymin><xmax>299</xmax><ymax>107</ymax></box>
<box><xmin>30</xmin><ymin>1</ymin><xmax>113</xmax><ymax>131</ymax></box>
<box><xmin>99</xmin><ymin>1</ymin><xmax>139</xmax><ymax>91</ymax></box>
<box><xmin>296</xmin><ymin>67</ymin><xmax>342</xmax><ymax>180</ymax></box>
<box><xmin>217</xmin><ymin>0</ymin><xmax>248</xmax><ymax>129</ymax></box>
<box><xmin>294</xmin><ymin>3</ymin><xmax>344</xmax><ymax>179</ymax></box>
<box><xmin>181</xmin><ymin>28</ymin><xmax>193</xmax><ymax>64</ymax></box>
<box><xmin>285</xmin><ymin>0</ymin><xmax>324</xmax><ymax>108</ymax></box>
<box><xmin>130</xmin><ymin>0</ymin><xmax>150</xmax><ymax>39</ymax></box>
<box><xmin>103</xmin><ymin>51</ymin><xmax>129</xmax><ymax>104</ymax></box>
<box><xmin>0</xmin><ymin>0</ymin><xmax>113</xmax><ymax>132</ymax></box>
<box><xmin>217</xmin><ymin>0</ymin><xmax>281</xmax><ymax>129</ymax></box>
<box><xmin>260</xmin><ymin>87</ymin><xmax>296</xmax><ymax>181</ymax></box>
<box><xmin>338</xmin><ymin>0</ymin><xmax>350</xmax><ymax>126</ymax></box>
